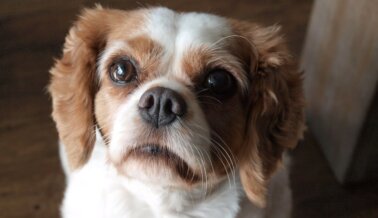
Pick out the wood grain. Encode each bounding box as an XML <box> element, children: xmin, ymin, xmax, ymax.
<box><xmin>301</xmin><ymin>0</ymin><xmax>378</xmax><ymax>182</ymax></box>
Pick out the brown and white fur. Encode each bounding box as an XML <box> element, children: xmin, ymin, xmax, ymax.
<box><xmin>49</xmin><ymin>6</ymin><xmax>305</xmax><ymax>218</ymax></box>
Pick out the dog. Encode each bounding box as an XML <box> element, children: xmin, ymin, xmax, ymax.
<box><xmin>48</xmin><ymin>6</ymin><xmax>305</xmax><ymax>218</ymax></box>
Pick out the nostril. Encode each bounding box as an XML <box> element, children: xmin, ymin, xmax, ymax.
<box><xmin>163</xmin><ymin>99</ymin><xmax>173</xmax><ymax>114</ymax></box>
<box><xmin>161</xmin><ymin>91</ymin><xmax>187</xmax><ymax>117</ymax></box>
<box><xmin>138</xmin><ymin>93</ymin><xmax>154</xmax><ymax>109</ymax></box>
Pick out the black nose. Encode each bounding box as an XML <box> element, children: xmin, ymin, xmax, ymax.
<box><xmin>138</xmin><ymin>87</ymin><xmax>187</xmax><ymax>128</ymax></box>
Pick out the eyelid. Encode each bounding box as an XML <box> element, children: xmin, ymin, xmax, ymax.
<box><xmin>108</xmin><ymin>55</ymin><xmax>139</xmax><ymax>71</ymax></box>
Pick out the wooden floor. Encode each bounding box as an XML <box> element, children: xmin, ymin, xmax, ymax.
<box><xmin>0</xmin><ymin>0</ymin><xmax>377</xmax><ymax>217</ymax></box>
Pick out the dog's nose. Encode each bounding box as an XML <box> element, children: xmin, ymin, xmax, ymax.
<box><xmin>138</xmin><ymin>87</ymin><xmax>187</xmax><ymax>128</ymax></box>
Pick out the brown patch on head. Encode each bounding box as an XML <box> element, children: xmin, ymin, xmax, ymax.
<box><xmin>128</xmin><ymin>36</ymin><xmax>163</xmax><ymax>82</ymax></box>
<box><xmin>181</xmin><ymin>46</ymin><xmax>211</xmax><ymax>82</ymax></box>
<box><xmin>48</xmin><ymin>7</ymin><xmax>149</xmax><ymax>170</ymax></box>
<box><xmin>181</xmin><ymin>45</ymin><xmax>249</xmax><ymax>92</ymax></box>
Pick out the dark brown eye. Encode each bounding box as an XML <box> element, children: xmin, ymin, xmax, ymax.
<box><xmin>204</xmin><ymin>69</ymin><xmax>236</xmax><ymax>97</ymax></box>
<box><xmin>109</xmin><ymin>58</ymin><xmax>136</xmax><ymax>84</ymax></box>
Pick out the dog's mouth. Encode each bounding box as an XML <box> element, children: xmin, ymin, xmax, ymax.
<box><xmin>133</xmin><ymin>144</ymin><xmax>172</xmax><ymax>157</ymax></box>
<box><xmin>128</xmin><ymin>144</ymin><xmax>200</xmax><ymax>183</ymax></box>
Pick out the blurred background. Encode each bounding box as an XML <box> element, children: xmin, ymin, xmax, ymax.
<box><xmin>0</xmin><ymin>0</ymin><xmax>377</xmax><ymax>217</ymax></box>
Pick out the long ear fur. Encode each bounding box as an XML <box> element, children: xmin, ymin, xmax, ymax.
<box><xmin>233</xmin><ymin>22</ymin><xmax>305</xmax><ymax>207</ymax></box>
<box><xmin>48</xmin><ymin>7</ymin><xmax>119</xmax><ymax>170</ymax></box>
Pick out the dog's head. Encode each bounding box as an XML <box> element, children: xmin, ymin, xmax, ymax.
<box><xmin>49</xmin><ymin>6</ymin><xmax>304</xmax><ymax>207</ymax></box>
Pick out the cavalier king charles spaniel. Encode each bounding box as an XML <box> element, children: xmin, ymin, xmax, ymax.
<box><xmin>49</xmin><ymin>6</ymin><xmax>305</xmax><ymax>218</ymax></box>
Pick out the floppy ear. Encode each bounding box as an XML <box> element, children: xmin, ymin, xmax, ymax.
<box><xmin>48</xmin><ymin>7</ymin><xmax>120</xmax><ymax>170</ymax></box>
<box><xmin>233</xmin><ymin>22</ymin><xmax>305</xmax><ymax>207</ymax></box>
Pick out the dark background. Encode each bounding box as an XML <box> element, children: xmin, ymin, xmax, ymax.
<box><xmin>0</xmin><ymin>0</ymin><xmax>377</xmax><ymax>217</ymax></box>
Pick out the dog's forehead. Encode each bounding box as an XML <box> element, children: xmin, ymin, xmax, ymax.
<box><xmin>145</xmin><ymin>7</ymin><xmax>232</xmax><ymax>49</ymax></box>
<box><xmin>140</xmin><ymin>7</ymin><xmax>233</xmax><ymax>80</ymax></box>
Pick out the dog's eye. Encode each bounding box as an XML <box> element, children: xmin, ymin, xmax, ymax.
<box><xmin>204</xmin><ymin>69</ymin><xmax>236</xmax><ymax>97</ymax></box>
<box><xmin>109</xmin><ymin>58</ymin><xmax>136</xmax><ymax>84</ymax></box>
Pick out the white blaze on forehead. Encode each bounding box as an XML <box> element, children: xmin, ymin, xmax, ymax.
<box><xmin>145</xmin><ymin>7</ymin><xmax>233</xmax><ymax>75</ymax></box>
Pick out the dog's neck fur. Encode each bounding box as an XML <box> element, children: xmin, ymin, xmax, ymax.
<box><xmin>61</xmin><ymin>132</ymin><xmax>244</xmax><ymax>218</ymax></box>
<box><xmin>121</xmin><ymin>173</ymin><xmax>242</xmax><ymax>218</ymax></box>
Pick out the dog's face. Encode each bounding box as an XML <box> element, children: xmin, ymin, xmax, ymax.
<box><xmin>49</xmin><ymin>7</ymin><xmax>304</xmax><ymax>207</ymax></box>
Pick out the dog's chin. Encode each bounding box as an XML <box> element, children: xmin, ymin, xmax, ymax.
<box><xmin>115</xmin><ymin>144</ymin><xmax>201</xmax><ymax>186</ymax></box>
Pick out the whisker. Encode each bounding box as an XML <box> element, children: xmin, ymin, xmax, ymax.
<box><xmin>198</xmin><ymin>94</ymin><xmax>221</xmax><ymax>103</ymax></box>
<box><xmin>188</xmin><ymin>122</ymin><xmax>238</xmax><ymax>187</ymax></box>
<box><xmin>177</xmin><ymin>118</ymin><xmax>210</xmax><ymax>198</ymax></box>
<box><xmin>197</xmin><ymin>95</ymin><xmax>223</xmax><ymax>105</ymax></box>
<box><xmin>195</xmin><ymin>88</ymin><xmax>210</xmax><ymax>95</ymax></box>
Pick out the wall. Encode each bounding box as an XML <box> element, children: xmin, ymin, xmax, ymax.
<box><xmin>301</xmin><ymin>0</ymin><xmax>378</xmax><ymax>182</ymax></box>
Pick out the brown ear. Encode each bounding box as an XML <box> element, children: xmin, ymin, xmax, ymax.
<box><xmin>48</xmin><ymin>7</ymin><xmax>120</xmax><ymax>170</ymax></box>
<box><xmin>233</xmin><ymin>22</ymin><xmax>305</xmax><ymax>207</ymax></box>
